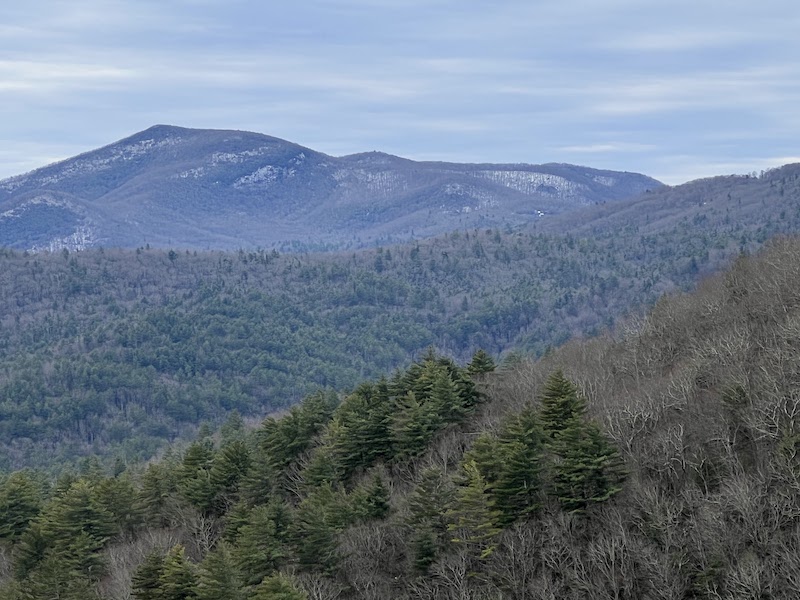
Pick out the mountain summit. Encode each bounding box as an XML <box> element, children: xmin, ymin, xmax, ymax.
<box><xmin>0</xmin><ymin>126</ymin><xmax>661</xmax><ymax>251</ymax></box>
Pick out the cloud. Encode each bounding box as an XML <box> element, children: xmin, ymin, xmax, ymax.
<box><xmin>603</xmin><ymin>29</ymin><xmax>754</xmax><ymax>52</ymax></box>
<box><xmin>559</xmin><ymin>143</ymin><xmax>658</xmax><ymax>154</ymax></box>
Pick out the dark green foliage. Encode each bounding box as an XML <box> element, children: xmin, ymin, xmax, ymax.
<box><xmin>195</xmin><ymin>542</ymin><xmax>244</xmax><ymax>600</ymax></box>
<box><xmin>233</xmin><ymin>501</ymin><xmax>291</xmax><ymax>587</ymax></box>
<box><xmin>466</xmin><ymin>349</ymin><xmax>496</xmax><ymax>376</ymax></box>
<box><xmin>290</xmin><ymin>484</ymin><xmax>352</xmax><ymax>574</ymax></box>
<box><xmin>22</xmin><ymin>479</ymin><xmax>118</xmax><ymax>580</ymax></box>
<box><xmin>8</xmin><ymin>237</ymin><xmax>800</xmax><ymax>598</ymax></box>
<box><xmin>0</xmin><ymin>471</ymin><xmax>43</xmax><ymax>542</ymax></box>
<box><xmin>131</xmin><ymin>550</ymin><xmax>166</xmax><ymax>600</ymax></box>
<box><xmin>551</xmin><ymin>419</ymin><xmax>626</xmax><ymax>514</ymax></box>
<box><xmin>389</xmin><ymin>391</ymin><xmax>438</xmax><ymax>460</ymax></box>
<box><xmin>492</xmin><ymin>408</ymin><xmax>546</xmax><ymax>523</ymax></box>
<box><xmin>159</xmin><ymin>545</ymin><xmax>197</xmax><ymax>600</ymax></box>
<box><xmin>137</xmin><ymin>462</ymin><xmax>177</xmax><ymax>527</ymax></box>
<box><xmin>176</xmin><ymin>441</ymin><xmax>217</xmax><ymax>514</ymax></box>
<box><xmin>351</xmin><ymin>474</ymin><xmax>391</xmax><ymax>521</ymax></box>
<box><xmin>208</xmin><ymin>439</ymin><xmax>251</xmax><ymax>510</ymax></box>
<box><xmin>538</xmin><ymin>370</ymin><xmax>585</xmax><ymax>440</ymax></box>
<box><xmin>249</xmin><ymin>573</ymin><xmax>307</xmax><ymax>600</ymax></box>
<box><xmin>446</xmin><ymin>460</ymin><xmax>502</xmax><ymax>559</ymax></box>
<box><xmin>19</xmin><ymin>552</ymin><xmax>98</xmax><ymax>600</ymax></box>
<box><xmin>406</xmin><ymin>468</ymin><xmax>454</xmax><ymax>573</ymax></box>
<box><xmin>330</xmin><ymin>382</ymin><xmax>392</xmax><ymax>479</ymax></box>
<box><xmin>94</xmin><ymin>474</ymin><xmax>142</xmax><ymax>535</ymax></box>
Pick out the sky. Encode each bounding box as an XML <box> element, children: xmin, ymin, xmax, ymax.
<box><xmin>1</xmin><ymin>0</ymin><xmax>799</xmax><ymax>185</ymax></box>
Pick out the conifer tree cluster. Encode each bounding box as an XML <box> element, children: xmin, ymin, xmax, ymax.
<box><xmin>0</xmin><ymin>350</ymin><xmax>501</xmax><ymax>599</ymax></box>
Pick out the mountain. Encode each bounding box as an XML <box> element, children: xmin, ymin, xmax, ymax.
<box><xmin>1</xmin><ymin>161</ymin><xmax>799</xmax><ymax>471</ymax></box>
<box><xmin>4</xmin><ymin>239</ymin><xmax>800</xmax><ymax>600</ymax></box>
<box><xmin>0</xmin><ymin>125</ymin><xmax>660</xmax><ymax>251</ymax></box>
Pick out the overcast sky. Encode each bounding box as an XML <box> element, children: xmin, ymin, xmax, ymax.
<box><xmin>1</xmin><ymin>0</ymin><xmax>799</xmax><ymax>184</ymax></box>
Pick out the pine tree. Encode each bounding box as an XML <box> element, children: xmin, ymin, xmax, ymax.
<box><xmin>250</xmin><ymin>573</ymin><xmax>307</xmax><ymax>600</ymax></box>
<box><xmin>0</xmin><ymin>471</ymin><xmax>43</xmax><ymax>542</ymax></box>
<box><xmin>551</xmin><ymin>419</ymin><xmax>626</xmax><ymax>514</ymax></box>
<box><xmin>406</xmin><ymin>468</ymin><xmax>453</xmax><ymax>573</ymax></box>
<box><xmin>21</xmin><ymin>552</ymin><xmax>98</xmax><ymax>600</ymax></box>
<box><xmin>94</xmin><ymin>474</ymin><xmax>142</xmax><ymax>536</ymax></box>
<box><xmin>331</xmin><ymin>382</ymin><xmax>392</xmax><ymax>478</ymax></box>
<box><xmin>131</xmin><ymin>550</ymin><xmax>165</xmax><ymax>600</ymax></box>
<box><xmin>177</xmin><ymin>441</ymin><xmax>217</xmax><ymax>514</ymax></box>
<box><xmin>233</xmin><ymin>502</ymin><xmax>290</xmax><ymax>587</ymax></box>
<box><xmin>290</xmin><ymin>484</ymin><xmax>351</xmax><ymax>574</ymax></box>
<box><xmin>351</xmin><ymin>474</ymin><xmax>390</xmax><ymax>521</ymax></box>
<box><xmin>390</xmin><ymin>391</ymin><xmax>438</xmax><ymax>460</ymax></box>
<box><xmin>466</xmin><ymin>349</ymin><xmax>496</xmax><ymax>376</ymax></box>
<box><xmin>159</xmin><ymin>545</ymin><xmax>197</xmax><ymax>600</ymax></box>
<box><xmin>446</xmin><ymin>460</ymin><xmax>502</xmax><ymax>560</ymax></box>
<box><xmin>430</xmin><ymin>366</ymin><xmax>465</xmax><ymax>423</ymax></box>
<box><xmin>492</xmin><ymin>407</ymin><xmax>545</xmax><ymax>524</ymax></box>
<box><xmin>137</xmin><ymin>463</ymin><xmax>176</xmax><ymax>527</ymax></box>
<box><xmin>195</xmin><ymin>542</ymin><xmax>244</xmax><ymax>600</ymax></box>
<box><xmin>538</xmin><ymin>370</ymin><xmax>585</xmax><ymax>440</ymax></box>
<box><xmin>208</xmin><ymin>439</ymin><xmax>251</xmax><ymax>512</ymax></box>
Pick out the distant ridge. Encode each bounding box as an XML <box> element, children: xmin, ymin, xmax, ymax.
<box><xmin>0</xmin><ymin>126</ymin><xmax>661</xmax><ymax>252</ymax></box>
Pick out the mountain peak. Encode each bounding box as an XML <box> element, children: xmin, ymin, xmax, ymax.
<box><xmin>0</xmin><ymin>127</ymin><xmax>662</xmax><ymax>252</ymax></box>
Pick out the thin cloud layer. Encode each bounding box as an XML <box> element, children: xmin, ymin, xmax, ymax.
<box><xmin>1</xmin><ymin>0</ymin><xmax>798</xmax><ymax>184</ymax></box>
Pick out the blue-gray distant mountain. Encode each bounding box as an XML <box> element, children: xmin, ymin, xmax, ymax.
<box><xmin>0</xmin><ymin>125</ymin><xmax>662</xmax><ymax>251</ymax></box>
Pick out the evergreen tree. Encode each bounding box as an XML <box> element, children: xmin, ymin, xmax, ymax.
<box><xmin>331</xmin><ymin>382</ymin><xmax>392</xmax><ymax>478</ymax></box>
<box><xmin>195</xmin><ymin>542</ymin><xmax>244</xmax><ymax>600</ymax></box>
<box><xmin>159</xmin><ymin>545</ymin><xmax>197</xmax><ymax>600</ymax></box>
<box><xmin>351</xmin><ymin>473</ymin><xmax>390</xmax><ymax>521</ymax></box>
<box><xmin>94</xmin><ymin>474</ymin><xmax>142</xmax><ymax>536</ymax></box>
<box><xmin>551</xmin><ymin>419</ymin><xmax>626</xmax><ymax>514</ymax></box>
<box><xmin>177</xmin><ymin>441</ymin><xmax>217</xmax><ymax>514</ymax></box>
<box><xmin>250</xmin><ymin>573</ymin><xmax>307</xmax><ymax>600</ymax></box>
<box><xmin>492</xmin><ymin>407</ymin><xmax>545</xmax><ymax>524</ymax></box>
<box><xmin>406</xmin><ymin>468</ymin><xmax>453</xmax><ymax>573</ymax></box>
<box><xmin>137</xmin><ymin>463</ymin><xmax>176</xmax><ymax>527</ymax></box>
<box><xmin>538</xmin><ymin>370</ymin><xmax>585</xmax><ymax>440</ymax></box>
<box><xmin>208</xmin><ymin>439</ymin><xmax>251</xmax><ymax>512</ymax></box>
<box><xmin>131</xmin><ymin>550</ymin><xmax>166</xmax><ymax>600</ymax></box>
<box><xmin>466</xmin><ymin>349</ymin><xmax>496</xmax><ymax>376</ymax></box>
<box><xmin>446</xmin><ymin>460</ymin><xmax>501</xmax><ymax>560</ymax></box>
<box><xmin>20</xmin><ymin>552</ymin><xmax>98</xmax><ymax>600</ymax></box>
<box><xmin>430</xmin><ymin>366</ymin><xmax>465</xmax><ymax>423</ymax></box>
<box><xmin>390</xmin><ymin>391</ymin><xmax>438</xmax><ymax>460</ymax></box>
<box><xmin>233</xmin><ymin>502</ymin><xmax>290</xmax><ymax>587</ymax></box>
<box><xmin>290</xmin><ymin>484</ymin><xmax>351</xmax><ymax>574</ymax></box>
<box><xmin>0</xmin><ymin>471</ymin><xmax>43</xmax><ymax>542</ymax></box>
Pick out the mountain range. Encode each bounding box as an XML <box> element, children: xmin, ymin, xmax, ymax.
<box><xmin>0</xmin><ymin>125</ymin><xmax>660</xmax><ymax>251</ymax></box>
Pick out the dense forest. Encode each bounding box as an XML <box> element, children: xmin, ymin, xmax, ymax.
<box><xmin>2</xmin><ymin>162</ymin><xmax>800</xmax><ymax>470</ymax></box>
<box><xmin>2</xmin><ymin>237</ymin><xmax>800</xmax><ymax>599</ymax></box>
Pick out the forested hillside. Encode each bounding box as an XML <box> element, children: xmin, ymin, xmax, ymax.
<box><xmin>2</xmin><ymin>164</ymin><xmax>800</xmax><ymax>470</ymax></box>
<box><xmin>3</xmin><ymin>238</ymin><xmax>800</xmax><ymax>599</ymax></box>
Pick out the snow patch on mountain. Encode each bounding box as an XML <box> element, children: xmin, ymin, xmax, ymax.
<box><xmin>234</xmin><ymin>165</ymin><xmax>296</xmax><ymax>188</ymax></box>
<box><xmin>593</xmin><ymin>175</ymin><xmax>616</xmax><ymax>187</ymax></box>
<box><xmin>473</xmin><ymin>170</ymin><xmax>588</xmax><ymax>198</ymax></box>
<box><xmin>0</xmin><ymin>195</ymin><xmax>75</xmax><ymax>219</ymax></box>
<box><xmin>29</xmin><ymin>225</ymin><xmax>98</xmax><ymax>253</ymax></box>
<box><xmin>334</xmin><ymin>169</ymin><xmax>406</xmax><ymax>195</ymax></box>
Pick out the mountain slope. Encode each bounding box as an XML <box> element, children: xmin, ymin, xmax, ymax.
<box><xmin>0</xmin><ymin>125</ymin><xmax>660</xmax><ymax>251</ymax></box>
<box><xmin>4</xmin><ymin>240</ymin><xmax>800</xmax><ymax>600</ymax></box>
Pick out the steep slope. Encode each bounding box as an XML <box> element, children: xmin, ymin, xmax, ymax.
<box><xmin>0</xmin><ymin>125</ymin><xmax>660</xmax><ymax>251</ymax></box>
<box><xmin>4</xmin><ymin>241</ymin><xmax>800</xmax><ymax>600</ymax></box>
